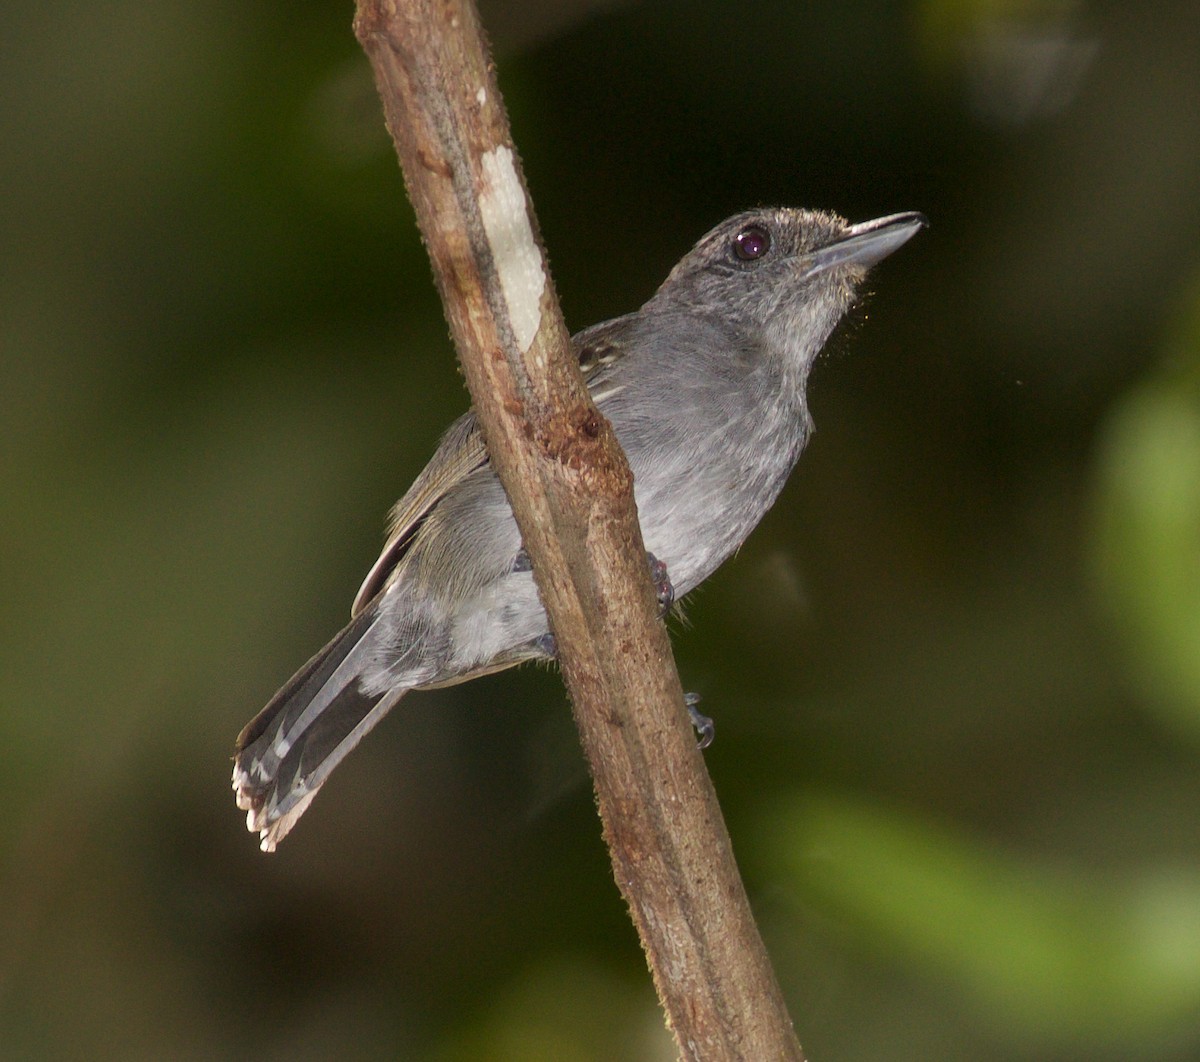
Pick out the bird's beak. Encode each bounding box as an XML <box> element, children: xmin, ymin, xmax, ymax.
<box><xmin>804</xmin><ymin>211</ymin><xmax>928</xmax><ymax>278</ymax></box>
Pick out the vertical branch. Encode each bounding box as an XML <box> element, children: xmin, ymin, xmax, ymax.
<box><xmin>352</xmin><ymin>2</ymin><xmax>805</xmax><ymax>1058</ymax></box>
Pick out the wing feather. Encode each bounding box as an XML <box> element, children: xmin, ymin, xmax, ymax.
<box><xmin>351</xmin><ymin>317</ymin><xmax>638</xmax><ymax>617</ymax></box>
<box><xmin>352</xmin><ymin>413</ymin><xmax>487</xmax><ymax>615</ymax></box>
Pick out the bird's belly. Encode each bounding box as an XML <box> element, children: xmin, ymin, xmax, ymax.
<box><xmin>444</xmin><ymin>571</ymin><xmax>546</xmax><ymax>670</ymax></box>
<box><xmin>441</xmin><ymin>408</ymin><xmax>806</xmax><ymax>672</ymax></box>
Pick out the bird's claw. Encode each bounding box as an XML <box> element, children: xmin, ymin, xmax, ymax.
<box><xmin>647</xmin><ymin>552</ymin><xmax>675</xmax><ymax>615</ymax></box>
<box><xmin>518</xmin><ymin>547</ymin><xmax>674</xmax><ymax>616</ymax></box>
<box><xmin>685</xmin><ymin>692</ymin><xmax>714</xmax><ymax>749</ymax></box>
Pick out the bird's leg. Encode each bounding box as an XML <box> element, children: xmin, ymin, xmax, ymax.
<box><xmin>685</xmin><ymin>692</ymin><xmax>715</xmax><ymax>749</ymax></box>
<box><xmin>517</xmin><ymin>546</ymin><xmax>674</xmax><ymax>616</ymax></box>
<box><xmin>519</xmin><ymin>549</ymin><xmax>673</xmax><ymax>659</ymax></box>
<box><xmin>524</xmin><ymin>540</ymin><xmax>707</xmax><ymax>747</ymax></box>
<box><xmin>535</xmin><ymin>642</ymin><xmax>713</xmax><ymax>748</ymax></box>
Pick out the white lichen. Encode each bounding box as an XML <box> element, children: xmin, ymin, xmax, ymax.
<box><xmin>479</xmin><ymin>146</ymin><xmax>545</xmax><ymax>354</ymax></box>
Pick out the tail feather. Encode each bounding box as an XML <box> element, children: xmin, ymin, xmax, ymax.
<box><xmin>235</xmin><ymin>607</ymin><xmax>379</xmax><ymax>755</ymax></box>
<box><xmin>233</xmin><ymin>606</ymin><xmax>409</xmax><ymax>852</ymax></box>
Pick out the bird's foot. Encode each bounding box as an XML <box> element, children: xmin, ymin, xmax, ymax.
<box><xmin>685</xmin><ymin>692</ymin><xmax>714</xmax><ymax>749</ymax></box>
<box><xmin>647</xmin><ymin>552</ymin><xmax>675</xmax><ymax>615</ymax></box>
<box><xmin>520</xmin><ymin>547</ymin><xmax>674</xmax><ymax>616</ymax></box>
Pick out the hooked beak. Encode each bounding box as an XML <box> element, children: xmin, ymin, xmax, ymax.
<box><xmin>804</xmin><ymin>211</ymin><xmax>927</xmax><ymax>278</ymax></box>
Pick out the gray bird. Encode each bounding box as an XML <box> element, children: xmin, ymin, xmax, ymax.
<box><xmin>233</xmin><ymin>207</ymin><xmax>926</xmax><ymax>851</ymax></box>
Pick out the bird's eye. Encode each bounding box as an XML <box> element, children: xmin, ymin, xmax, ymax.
<box><xmin>733</xmin><ymin>225</ymin><xmax>771</xmax><ymax>262</ymax></box>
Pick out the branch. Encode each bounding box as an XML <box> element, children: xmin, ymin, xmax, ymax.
<box><xmin>352</xmin><ymin>2</ymin><xmax>805</xmax><ymax>1057</ymax></box>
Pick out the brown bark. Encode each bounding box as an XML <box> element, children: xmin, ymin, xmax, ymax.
<box><xmin>352</xmin><ymin>2</ymin><xmax>805</xmax><ymax>1057</ymax></box>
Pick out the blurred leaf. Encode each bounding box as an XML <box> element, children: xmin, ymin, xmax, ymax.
<box><xmin>1091</xmin><ymin>279</ymin><xmax>1200</xmax><ymax>738</ymax></box>
<box><xmin>763</xmin><ymin>793</ymin><xmax>1200</xmax><ymax>1047</ymax></box>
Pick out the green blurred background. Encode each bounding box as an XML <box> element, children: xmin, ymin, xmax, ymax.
<box><xmin>3</xmin><ymin>0</ymin><xmax>1200</xmax><ymax>1058</ymax></box>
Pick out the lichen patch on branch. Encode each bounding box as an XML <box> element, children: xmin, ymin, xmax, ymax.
<box><xmin>479</xmin><ymin>146</ymin><xmax>545</xmax><ymax>354</ymax></box>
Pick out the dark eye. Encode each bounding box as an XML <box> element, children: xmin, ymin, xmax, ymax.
<box><xmin>733</xmin><ymin>225</ymin><xmax>771</xmax><ymax>262</ymax></box>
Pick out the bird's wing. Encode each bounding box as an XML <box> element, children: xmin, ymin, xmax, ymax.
<box><xmin>350</xmin><ymin>317</ymin><xmax>639</xmax><ymax>617</ymax></box>
<box><xmin>352</xmin><ymin>412</ymin><xmax>487</xmax><ymax>615</ymax></box>
<box><xmin>573</xmin><ymin>317</ymin><xmax>634</xmax><ymax>403</ymax></box>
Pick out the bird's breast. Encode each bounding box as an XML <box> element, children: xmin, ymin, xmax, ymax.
<box><xmin>626</xmin><ymin>393</ymin><xmax>810</xmax><ymax>597</ymax></box>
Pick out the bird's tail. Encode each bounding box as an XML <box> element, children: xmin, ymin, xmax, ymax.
<box><xmin>232</xmin><ymin>604</ymin><xmax>408</xmax><ymax>851</ymax></box>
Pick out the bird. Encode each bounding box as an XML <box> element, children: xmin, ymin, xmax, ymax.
<box><xmin>232</xmin><ymin>206</ymin><xmax>926</xmax><ymax>851</ymax></box>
